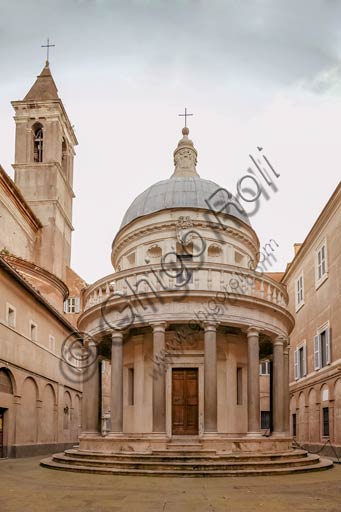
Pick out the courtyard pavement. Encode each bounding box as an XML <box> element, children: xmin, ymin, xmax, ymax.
<box><xmin>0</xmin><ymin>456</ymin><xmax>340</xmax><ymax>512</ymax></box>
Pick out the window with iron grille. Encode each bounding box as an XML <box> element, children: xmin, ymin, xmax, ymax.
<box><xmin>292</xmin><ymin>414</ymin><xmax>297</xmax><ymax>437</ymax></box>
<box><xmin>261</xmin><ymin>411</ymin><xmax>270</xmax><ymax>429</ymax></box>
<box><xmin>323</xmin><ymin>407</ymin><xmax>329</xmax><ymax>437</ymax></box>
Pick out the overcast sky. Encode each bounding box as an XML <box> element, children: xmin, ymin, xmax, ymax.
<box><xmin>0</xmin><ymin>0</ymin><xmax>340</xmax><ymax>283</ymax></box>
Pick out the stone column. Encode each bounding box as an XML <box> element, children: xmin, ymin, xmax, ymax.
<box><xmin>273</xmin><ymin>335</ymin><xmax>285</xmax><ymax>435</ymax></box>
<box><xmin>247</xmin><ymin>327</ymin><xmax>261</xmax><ymax>436</ymax></box>
<box><xmin>204</xmin><ymin>322</ymin><xmax>217</xmax><ymax>432</ymax></box>
<box><xmin>152</xmin><ymin>322</ymin><xmax>166</xmax><ymax>433</ymax></box>
<box><xmin>82</xmin><ymin>341</ymin><xmax>100</xmax><ymax>434</ymax></box>
<box><xmin>283</xmin><ymin>339</ymin><xmax>290</xmax><ymax>434</ymax></box>
<box><xmin>110</xmin><ymin>330</ymin><xmax>124</xmax><ymax>433</ymax></box>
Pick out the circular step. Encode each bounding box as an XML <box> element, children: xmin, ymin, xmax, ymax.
<box><xmin>40</xmin><ymin>448</ymin><xmax>333</xmax><ymax>477</ymax></box>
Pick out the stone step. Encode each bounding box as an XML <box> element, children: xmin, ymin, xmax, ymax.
<box><xmin>40</xmin><ymin>457</ymin><xmax>333</xmax><ymax>477</ymax></box>
<box><xmin>166</xmin><ymin>445</ymin><xmax>203</xmax><ymax>450</ymax></box>
<box><xmin>64</xmin><ymin>448</ymin><xmax>308</xmax><ymax>463</ymax></box>
<box><xmin>52</xmin><ymin>453</ymin><xmax>320</xmax><ymax>471</ymax></box>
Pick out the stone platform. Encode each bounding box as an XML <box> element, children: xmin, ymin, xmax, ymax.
<box><xmin>41</xmin><ymin>435</ymin><xmax>333</xmax><ymax>477</ymax></box>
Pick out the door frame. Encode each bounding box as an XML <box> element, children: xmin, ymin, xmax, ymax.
<box><xmin>166</xmin><ymin>360</ymin><xmax>204</xmax><ymax>437</ymax></box>
<box><xmin>171</xmin><ymin>368</ymin><xmax>199</xmax><ymax>435</ymax></box>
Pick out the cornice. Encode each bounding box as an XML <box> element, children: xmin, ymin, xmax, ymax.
<box><xmin>2</xmin><ymin>254</ymin><xmax>69</xmax><ymax>299</ymax></box>
<box><xmin>112</xmin><ymin>216</ymin><xmax>259</xmax><ymax>263</ymax></box>
<box><xmin>0</xmin><ymin>255</ymin><xmax>77</xmax><ymax>334</ymax></box>
<box><xmin>79</xmin><ymin>287</ymin><xmax>294</xmax><ymax>335</ymax></box>
<box><xmin>11</xmin><ymin>98</ymin><xmax>78</xmax><ymax>146</ymax></box>
<box><xmin>12</xmin><ymin>161</ymin><xmax>76</xmax><ymax>199</ymax></box>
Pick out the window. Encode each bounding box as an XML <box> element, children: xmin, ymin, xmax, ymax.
<box><xmin>236</xmin><ymin>367</ymin><xmax>243</xmax><ymax>405</ymax></box>
<box><xmin>295</xmin><ymin>273</ymin><xmax>304</xmax><ymax>311</ymax></box>
<box><xmin>62</xmin><ymin>138</ymin><xmax>68</xmax><ymax>176</ymax></box>
<box><xmin>29</xmin><ymin>321</ymin><xmax>38</xmax><ymax>342</ymax></box>
<box><xmin>314</xmin><ymin>325</ymin><xmax>331</xmax><ymax>370</ymax></box>
<box><xmin>261</xmin><ymin>411</ymin><xmax>270</xmax><ymax>429</ymax></box>
<box><xmin>259</xmin><ymin>360</ymin><xmax>270</xmax><ymax>375</ymax></box>
<box><xmin>294</xmin><ymin>342</ymin><xmax>307</xmax><ymax>380</ymax></box>
<box><xmin>33</xmin><ymin>123</ymin><xmax>43</xmax><ymax>162</ymax></box>
<box><xmin>49</xmin><ymin>335</ymin><xmax>55</xmax><ymax>352</ymax></box>
<box><xmin>64</xmin><ymin>297</ymin><xmax>81</xmax><ymax>314</ymax></box>
<box><xmin>322</xmin><ymin>407</ymin><xmax>329</xmax><ymax>437</ymax></box>
<box><xmin>315</xmin><ymin>240</ymin><xmax>328</xmax><ymax>287</ymax></box>
<box><xmin>128</xmin><ymin>367</ymin><xmax>134</xmax><ymax>406</ymax></box>
<box><xmin>6</xmin><ymin>304</ymin><xmax>16</xmax><ymax>328</ymax></box>
<box><xmin>292</xmin><ymin>414</ymin><xmax>297</xmax><ymax>437</ymax></box>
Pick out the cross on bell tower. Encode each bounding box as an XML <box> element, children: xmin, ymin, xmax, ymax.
<box><xmin>41</xmin><ymin>38</ymin><xmax>55</xmax><ymax>63</ymax></box>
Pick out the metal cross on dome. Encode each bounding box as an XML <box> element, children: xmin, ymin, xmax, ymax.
<box><xmin>178</xmin><ymin>107</ymin><xmax>193</xmax><ymax>128</ymax></box>
<box><xmin>41</xmin><ymin>38</ymin><xmax>55</xmax><ymax>62</ymax></box>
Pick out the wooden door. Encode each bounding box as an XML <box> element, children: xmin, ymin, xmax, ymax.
<box><xmin>172</xmin><ymin>368</ymin><xmax>198</xmax><ymax>435</ymax></box>
<box><xmin>0</xmin><ymin>410</ymin><xmax>4</xmax><ymax>458</ymax></box>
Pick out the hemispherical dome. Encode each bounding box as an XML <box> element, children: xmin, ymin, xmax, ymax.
<box><xmin>120</xmin><ymin>176</ymin><xmax>250</xmax><ymax>228</ymax></box>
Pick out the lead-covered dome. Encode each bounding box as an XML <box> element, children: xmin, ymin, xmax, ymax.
<box><xmin>120</xmin><ymin>127</ymin><xmax>250</xmax><ymax>229</ymax></box>
<box><xmin>120</xmin><ymin>176</ymin><xmax>250</xmax><ymax>228</ymax></box>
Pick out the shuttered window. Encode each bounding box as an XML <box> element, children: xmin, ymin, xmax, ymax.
<box><xmin>64</xmin><ymin>297</ymin><xmax>81</xmax><ymax>314</ymax></box>
<box><xmin>314</xmin><ymin>326</ymin><xmax>331</xmax><ymax>370</ymax></box>
<box><xmin>294</xmin><ymin>342</ymin><xmax>307</xmax><ymax>380</ymax></box>
<box><xmin>315</xmin><ymin>240</ymin><xmax>328</xmax><ymax>287</ymax></box>
<box><xmin>295</xmin><ymin>273</ymin><xmax>304</xmax><ymax>311</ymax></box>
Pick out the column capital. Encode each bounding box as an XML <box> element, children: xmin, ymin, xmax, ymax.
<box><xmin>111</xmin><ymin>330</ymin><xmax>124</xmax><ymax>341</ymax></box>
<box><xmin>151</xmin><ymin>322</ymin><xmax>167</xmax><ymax>333</ymax></box>
<box><xmin>273</xmin><ymin>334</ymin><xmax>287</xmax><ymax>346</ymax></box>
<box><xmin>246</xmin><ymin>326</ymin><xmax>260</xmax><ymax>338</ymax></box>
<box><xmin>203</xmin><ymin>321</ymin><xmax>218</xmax><ymax>331</ymax></box>
<box><xmin>283</xmin><ymin>340</ymin><xmax>290</xmax><ymax>355</ymax></box>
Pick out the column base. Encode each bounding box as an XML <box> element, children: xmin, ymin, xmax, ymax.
<box><xmin>202</xmin><ymin>431</ymin><xmax>218</xmax><ymax>439</ymax></box>
<box><xmin>107</xmin><ymin>431</ymin><xmax>125</xmax><ymax>438</ymax></box>
<box><xmin>272</xmin><ymin>431</ymin><xmax>287</xmax><ymax>438</ymax></box>
<box><xmin>246</xmin><ymin>431</ymin><xmax>262</xmax><ymax>437</ymax></box>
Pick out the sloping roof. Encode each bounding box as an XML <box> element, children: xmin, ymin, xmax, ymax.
<box><xmin>265</xmin><ymin>272</ymin><xmax>285</xmax><ymax>283</ymax></box>
<box><xmin>24</xmin><ymin>61</ymin><xmax>59</xmax><ymax>101</ymax></box>
<box><xmin>0</xmin><ymin>255</ymin><xmax>78</xmax><ymax>334</ymax></box>
<box><xmin>0</xmin><ymin>164</ymin><xmax>42</xmax><ymax>230</ymax></box>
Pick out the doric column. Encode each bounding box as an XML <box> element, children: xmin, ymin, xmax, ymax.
<box><xmin>283</xmin><ymin>338</ymin><xmax>290</xmax><ymax>434</ymax></box>
<box><xmin>110</xmin><ymin>330</ymin><xmax>124</xmax><ymax>433</ymax></box>
<box><xmin>273</xmin><ymin>335</ymin><xmax>285</xmax><ymax>435</ymax></box>
<box><xmin>82</xmin><ymin>341</ymin><xmax>100</xmax><ymax>434</ymax></box>
<box><xmin>204</xmin><ymin>322</ymin><xmax>217</xmax><ymax>432</ymax></box>
<box><xmin>247</xmin><ymin>327</ymin><xmax>261</xmax><ymax>436</ymax></box>
<box><xmin>152</xmin><ymin>322</ymin><xmax>166</xmax><ymax>433</ymax></box>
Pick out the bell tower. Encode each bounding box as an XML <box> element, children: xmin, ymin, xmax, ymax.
<box><xmin>11</xmin><ymin>61</ymin><xmax>78</xmax><ymax>280</ymax></box>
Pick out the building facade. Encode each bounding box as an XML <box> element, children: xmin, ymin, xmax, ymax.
<box><xmin>283</xmin><ymin>182</ymin><xmax>341</xmax><ymax>457</ymax></box>
<box><xmin>0</xmin><ymin>255</ymin><xmax>82</xmax><ymax>457</ymax></box>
